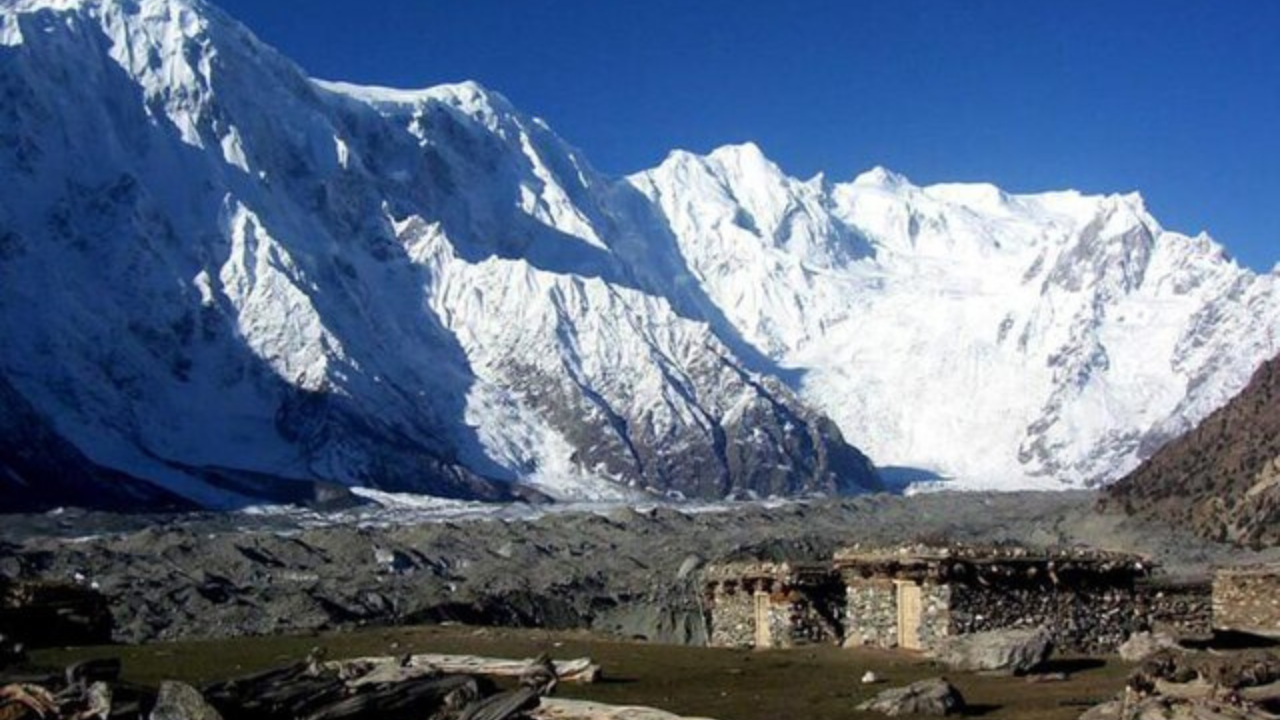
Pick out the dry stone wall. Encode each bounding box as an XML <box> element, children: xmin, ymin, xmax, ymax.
<box><xmin>1214</xmin><ymin>571</ymin><xmax>1280</xmax><ymax>636</ymax></box>
<box><xmin>1136</xmin><ymin>581</ymin><xmax>1213</xmax><ymax>638</ymax></box>
<box><xmin>844</xmin><ymin>579</ymin><xmax>898</xmax><ymax>647</ymax></box>
<box><xmin>918</xmin><ymin>583</ymin><xmax>952</xmax><ymax>648</ymax></box>
<box><xmin>949</xmin><ymin>582</ymin><xmax>1140</xmax><ymax>654</ymax></box>
<box><xmin>707</xmin><ymin>582</ymin><xmax>842</xmax><ymax>648</ymax></box>
<box><xmin>707</xmin><ymin>584</ymin><xmax>757</xmax><ymax>647</ymax></box>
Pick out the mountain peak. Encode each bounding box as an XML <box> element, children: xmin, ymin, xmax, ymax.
<box><xmin>851</xmin><ymin>165</ymin><xmax>909</xmax><ymax>189</ymax></box>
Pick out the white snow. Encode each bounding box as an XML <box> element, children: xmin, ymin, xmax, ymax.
<box><xmin>1</xmin><ymin>0</ymin><xmax>1277</xmax><ymax>507</ymax></box>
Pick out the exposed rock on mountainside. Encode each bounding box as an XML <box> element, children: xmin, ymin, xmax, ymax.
<box><xmin>1</xmin><ymin>0</ymin><xmax>1278</xmax><ymax>508</ymax></box>
<box><xmin>1102</xmin><ymin>355</ymin><xmax>1280</xmax><ymax>547</ymax></box>
<box><xmin>0</xmin><ymin>0</ymin><xmax>877</xmax><ymax>508</ymax></box>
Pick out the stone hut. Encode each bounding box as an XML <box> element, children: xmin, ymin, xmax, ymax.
<box><xmin>703</xmin><ymin>561</ymin><xmax>843</xmax><ymax>649</ymax></box>
<box><xmin>1213</xmin><ymin>565</ymin><xmax>1280</xmax><ymax>637</ymax></box>
<box><xmin>834</xmin><ymin>544</ymin><xmax>1152</xmax><ymax>654</ymax></box>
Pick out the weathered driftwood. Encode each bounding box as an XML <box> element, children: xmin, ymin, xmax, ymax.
<box><xmin>1240</xmin><ymin>679</ymin><xmax>1280</xmax><ymax>703</ymax></box>
<box><xmin>531</xmin><ymin>698</ymin><xmax>719</xmax><ymax>720</ymax></box>
<box><xmin>302</xmin><ymin>675</ymin><xmax>483</xmax><ymax>720</ymax></box>
<box><xmin>456</xmin><ymin>687</ymin><xmax>540</xmax><ymax>720</ymax></box>
<box><xmin>2</xmin><ymin>650</ymin><xmax>614</xmax><ymax>720</ymax></box>
<box><xmin>324</xmin><ymin>654</ymin><xmax>601</xmax><ymax>685</ymax></box>
<box><xmin>202</xmin><ymin>662</ymin><xmax>350</xmax><ymax>720</ymax></box>
<box><xmin>1152</xmin><ymin>678</ymin><xmax>1215</xmax><ymax>700</ymax></box>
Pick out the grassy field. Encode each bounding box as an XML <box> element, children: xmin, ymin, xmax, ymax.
<box><xmin>31</xmin><ymin>625</ymin><xmax>1127</xmax><ymax>719</ymax></box>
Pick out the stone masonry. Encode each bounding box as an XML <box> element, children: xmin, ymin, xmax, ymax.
<box><xmin>1213</xmin><ymin>566</ymin><xmax>1280</xmax><ymax>637</ymax></box>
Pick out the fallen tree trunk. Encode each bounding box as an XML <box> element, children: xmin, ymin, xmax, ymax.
<box><xmin>1240</xmin><ymin>679</ymin><xmax>1280</xmax><ymax>704</ymax></box>
<box><xmin>325</xmin><ymin>654</ymin><xmax>601</xmax><ymax>685</ymax></box>
<box><xmin>531</xmin><ymin>698</ymin><xmax>719</xmax><ymax>720</ymax></box>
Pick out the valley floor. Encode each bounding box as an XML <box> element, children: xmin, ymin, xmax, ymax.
<box><xmin>4</xmin><ymin>492</ymin><xmax>1278</xmax><ymax>646</ymax></box>
<box><xmin>31</xmin><ymin>624</ymin><xmax>1131</xmax><ymax>720</ymax></box>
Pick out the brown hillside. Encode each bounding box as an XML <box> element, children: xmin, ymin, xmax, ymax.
<box><xmin>1102</xmin><ymin>355</ymin><xmax>1280</xmax><ymax>548</ymax></box>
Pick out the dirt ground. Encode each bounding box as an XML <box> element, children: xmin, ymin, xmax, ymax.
<box><xmin>31</xmin><ymin>624</ymin><xmax>1128</xmax><ymax>720</ymax></box>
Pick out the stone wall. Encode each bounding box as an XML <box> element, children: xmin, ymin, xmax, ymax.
<box><xmin>787</xmin><ymin>585</ymin><xmax>843</xmax><ymax>646</ymax></box>
<box><xmin>1136</xmin><ymin>581</ymin><xmax>1213</xmax><ymax>638</ymax></box>
<box><xmin>917</xmin><ymin>583</ymin><xmax>952</xmax><ymax>648</ymax></box>
<box><xmin>707</xmin><ymin>582</ymin><xmax>843</xmax><ymax>648</ymax></box>
<box><xmin>1214</xmin><ymin>571</ymin><xmax>1280</xmax><ymax>636</ymax></box>
<box><xmin>844</xmin><ymin>578</ymin><xmax>897</xmax><ymax>648</ymax></box>
<box><xmin>949</xmin><ymin>582</ymin><xmax>1141</xmax><ymax>654</ymax></box>
<box><xmin>707</xmin><ymin>583</ymin><xmax>758</xmax><ymax>648</ymax></box>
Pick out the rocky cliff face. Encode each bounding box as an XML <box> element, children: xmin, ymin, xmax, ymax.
<box><xmin>1103</xmin><ymin>355</ymin><xmax>1280</xmax><ymax>547</ymax></box>
<box><xmin>0</xmin><ymin>0</ymin><xmax>878</xmax><ymax>508</ymax></box>
<box><xmin>2</xmin><ymin>0</ymin><xmax>1278</xmax><ymax>510</ymax></box>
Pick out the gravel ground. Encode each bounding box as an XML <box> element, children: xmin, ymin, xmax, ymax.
<box><xmin>1</xmin><ymin>491</ymin><xmax>1274</xmax><ymax>644</ymax></box>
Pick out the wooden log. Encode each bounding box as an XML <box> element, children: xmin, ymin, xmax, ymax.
<box><xmin>1240</xmin><ymin>679</ymin><xmax>1280</xmax><ymax>703</ymax></box>
<box><xmin>202</xmin><ymin>663</ymin><xmax>349</xmax><ymax>720</ymax></box>
<box><xmin>531</xmin><ymin>699</ymin><xmax>720</xmax><ymax>720</ymax></box>
<box><xmin>457</xmin><ymin>687</ymin><xmax>540</xmax><ymax>720</ymax></box>
<box><xmin>301</xmin><ymin>675</ymin><xmax>481</xmax><ymax>720</ymax></box>
<box><xmin>1152</xmin><ymin>678</ymin><xmax>1215</xmax><ymax>700</ymax></box>
<box><xmin>324</xmin><ymin>654</ymin><xmax>602</xmax><ymax>685</ymax></box>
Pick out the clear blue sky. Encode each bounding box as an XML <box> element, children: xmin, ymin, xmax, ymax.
<box><xmin>215</xmin><ymin>0</ymin><xmax>1279</xmax><ymax>272</ymax></box>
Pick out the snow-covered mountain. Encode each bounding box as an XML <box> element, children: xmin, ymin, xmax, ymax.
<box><xmin>631</xmin><ymin>147</ymin><xmax>1280</xmax><ymax>489</ymax></box>
<box><xmin>0</xmin><ymin>0</ymin><xmax>878</xmax><ymax>509</ymax></box>
<box><xmin>0</xmin><ymin>0</ymin><xmax>1275</xmax><ymax>510</ymax></box>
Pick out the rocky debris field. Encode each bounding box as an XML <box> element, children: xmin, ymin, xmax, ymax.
<box><xmin>2</xmin><ymin>492</ymin><xmax>1278</xmax><ymax>646</ymax></box>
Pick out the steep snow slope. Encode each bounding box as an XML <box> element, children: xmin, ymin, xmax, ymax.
<box><xmin>631</xmin><ymin>147</ymin><xmax>1280</xmax><ymax>488</ymax></box>
<box><xmin>0</xmin><ymin>0</ymin><xmax>878</xmax><ymax>508</ymax></box>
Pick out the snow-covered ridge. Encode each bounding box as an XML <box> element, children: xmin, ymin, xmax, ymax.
<box><xmin>0</xmin><ymin>0</ymin><xmax>877</xmax><ymax>509</ymax></box>
<box><xmin>0</xmin><ymin>0</ymin><xmax>1276</xmax><ymax>509</ymax></box>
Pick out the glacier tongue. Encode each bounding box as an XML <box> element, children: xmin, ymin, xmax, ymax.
<box><xmin>1</xmin><ymin>0</ymin><xmax>1277</xmax><ymax>509</ymax></box>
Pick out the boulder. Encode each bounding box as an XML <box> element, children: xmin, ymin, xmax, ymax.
<box><xmin>857</xmin><ymin>678</ymin><xmax>965</xmax><ymax>717</ymax></box>
<box><xmin>931</xmin><ymin>627</ymin><xmax>1053</xmax><ymax>676</ymax></box>
<box><xmin>1119</xmin><ymin>631</ymin><xmax>1181</xmax><ymax>663</ymax></box>
<box><xmin>150</xmin><ymin>682</ymin><xmax>223</xmax><ymax>720</ymax></box>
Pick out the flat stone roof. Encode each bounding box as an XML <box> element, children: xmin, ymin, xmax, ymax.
<box><xmin>702</xmin><ymin>560</ymin><xmax>833</xmax><ymax>583</ymax></box>
<box><xmin>1215</xmin><ymin>564</ymin><xmax>1280</xmax><ymax>578</ymax></box>
<box><xmin>835</xmin><ymin>542</ymin><xmax>1144</xmax><ymax>563</ymax></box>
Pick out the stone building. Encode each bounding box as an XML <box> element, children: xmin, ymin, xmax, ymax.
<box><xmin>702</xmin><ymin>561</ymin><xmax>843</xmax><ymax>649</ymax></box>
<box><xmin>1213</xmin><ymin>565</ymin><xmax>1280</xmax><ymax>637</ymax></box>
<box><xmin>834</xmin><ymin>544</ymin><xmax>1153</xmax><ymax>654</ymax></box>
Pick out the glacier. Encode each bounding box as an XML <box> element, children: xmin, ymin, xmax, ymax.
<box><xmin>0</xmin><ymin>0</ymin><xmax>1276</xmax><ymax>509</ymax></box>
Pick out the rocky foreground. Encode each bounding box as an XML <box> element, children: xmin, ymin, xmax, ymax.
<box><xmin>3</xmin><ymin>492</ymin><xmax>1278</xmax><ymax>646</ymax></box>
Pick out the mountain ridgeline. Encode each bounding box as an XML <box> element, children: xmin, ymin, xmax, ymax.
<box><xmin>1</xmin><ymin>0</ymin><xmax>1278</xmax><ymax>510</ymax></box>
